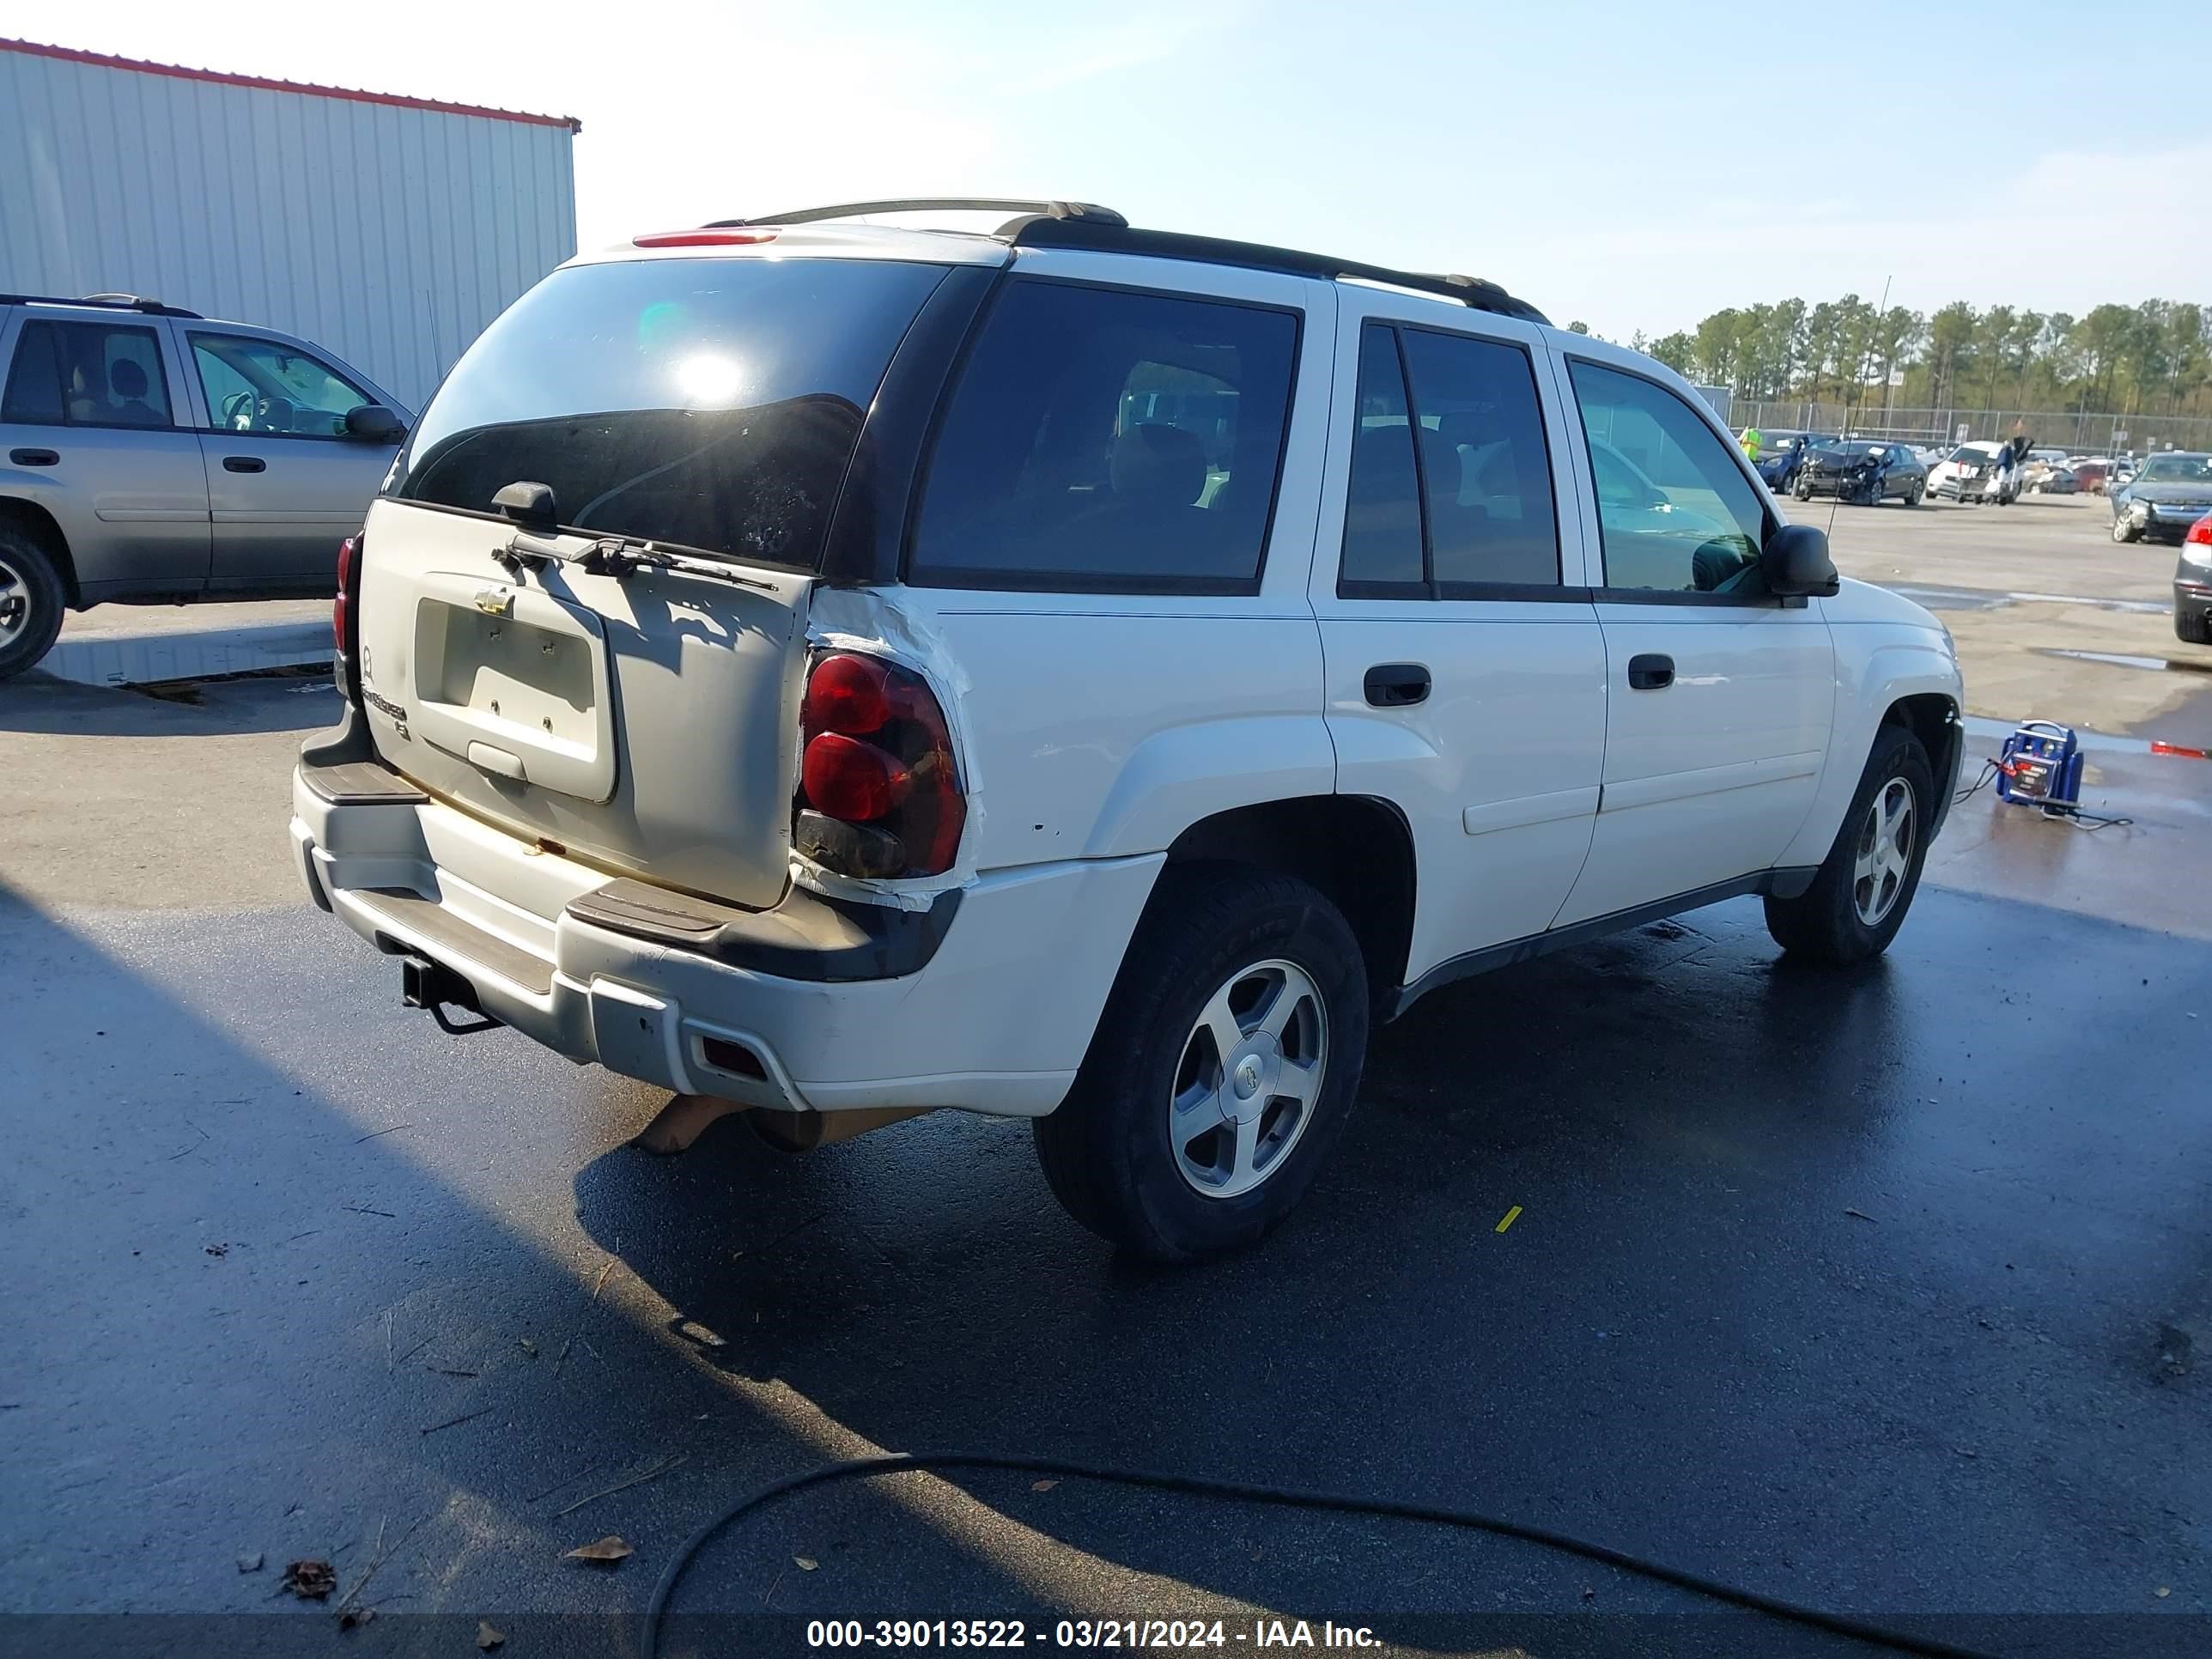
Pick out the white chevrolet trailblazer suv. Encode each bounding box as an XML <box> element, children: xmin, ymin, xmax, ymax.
<box><xmin>291</xmin><ymin>199</ymin><xmax>1965</xmax><ymax>1261</ymax></box>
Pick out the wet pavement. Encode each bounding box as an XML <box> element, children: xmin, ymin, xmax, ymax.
<box><xmin>4</xmin><ymin>557</ymin><xmax>2211</xmax><ymax>1656</ymax></box>
<box><xmin>1799</xmin><ymin>493</ymin><xmax>2212</xmax><ymax>750</ymax></box>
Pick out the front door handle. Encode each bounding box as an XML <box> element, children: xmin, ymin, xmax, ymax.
<box><xmin>1364</xmin><ymin>662</ymin><xmax>1431</xmax><ymax>708</ymax></box>
<box><xmin>1627</xmin><ymin>653</ymin><xmax>1675</xmax><ymax>690</ymax></box>
<box><xmin>222</xmin><ymin>455</ymin><xmax>267</xmax><ymax>473</ymax></box>
<box><xmin>9</xmin><ymin>447</ymin><xmax>59</xmax><ymax>466</ymax></box>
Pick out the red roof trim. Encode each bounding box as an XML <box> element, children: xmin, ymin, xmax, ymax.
<box><xmin>0</xmin><ymin>36</ymin><xmax>582</xmax><ymax>131</ymax></box>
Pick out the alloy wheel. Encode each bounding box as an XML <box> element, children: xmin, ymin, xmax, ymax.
<box><xmin>1167</xmin><ymin>959</ymin><xmax>1328</xmax><ymax>1199</ymax></box>
<box><xmin>0</xmin><ymin>553</ymin><xmax>28</xmax><ymax>647</ymax></box>
<box><xmin>1853</xmin><ymin>777</ymin><xmax>1917</xmax><ymax>927</ymax></box>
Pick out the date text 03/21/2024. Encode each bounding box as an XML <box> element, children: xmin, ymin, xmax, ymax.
<box><xmin>805</xmin><ymin>1619</ymin><xmax>1383</xmax><ymax>1650</ymax></box>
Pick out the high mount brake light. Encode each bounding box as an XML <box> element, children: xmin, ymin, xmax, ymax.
<box><xmin>794</xmin><ymin>652</ymin><xmax>964</xmax><ymax>878</ymax></box>
<box><xmin>631</xmin><ymin>228</ymin><xmax>779</xmax><ymax>248</ymax></box>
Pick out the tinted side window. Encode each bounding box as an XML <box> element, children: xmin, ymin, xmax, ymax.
<box><xmin>1339</xmin><ymin>324</ymin><xmax>1422</xmax><ymax>590</ymax></box>
<box><xmin>2</xmin><ymin>322</ymin><xmax>66</xmax><ymax>424</ymax></box>
<box><xmin>909</xmin><ymin>279</ymin><xmax>1297</xmax><ymax>590</ymax></box>
<box><xmin>2</xmin><ymin>320</ymin><xmax>173</xmax><ymax>428</ymax></box>
<box><xmin>1567</xmin><ymin>360</ymin><xmax>1765</xmax><ymax>594</ymax></box>
<box><xmin>1400</xmin><ymin>329</ymin><xmax>1559</xmax><ymax>588</ymax></box>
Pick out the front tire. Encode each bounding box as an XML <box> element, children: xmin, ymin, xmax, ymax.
<box><xmin>1033</xmin><ymin>866</ymin><xmax>1370</xmax><ymax>1262</ymax></box>
<box><xmin>0</xmin><ymin>530</ymin><xmax>68</xmax><ymax>681</ymax></box>
<box><xmin>2112</xmin><ymin>513</ymin><xmax>2142</xmax><ymax>544</ymax></box>
<box><xmin>1764</xmin><ymin>724</ymin><xmax>1935</xmax><ymax>964</ymax></box>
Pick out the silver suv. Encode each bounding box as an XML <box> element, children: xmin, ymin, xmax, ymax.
<box><xmin>0</xmin><ymin>293</ymin><xmax>409</xmax><ymax>678</ymax></box>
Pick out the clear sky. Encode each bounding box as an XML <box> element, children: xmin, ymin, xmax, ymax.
<box><xmin>19</xmin><ymin>0</ymin><xmax>2212</xmax><ymax>337</ymax></box>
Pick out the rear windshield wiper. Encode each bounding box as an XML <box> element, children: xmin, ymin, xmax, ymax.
<box><xmin>495</xmin><ymin>531</ymin><xmax>781</xmax><ymax>593</ymax></box>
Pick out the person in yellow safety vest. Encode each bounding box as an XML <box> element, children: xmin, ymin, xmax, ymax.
<box><xmin>1740</xmin><ymin>426</ymin><xmax>1763</xmax><ymax>462</ymax></box>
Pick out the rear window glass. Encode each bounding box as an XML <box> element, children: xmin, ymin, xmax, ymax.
<box><xmin>2</xmin><ymin>319</ymin><xmax>173</xmax><ymax>428</ymax></box>
<box><xmin>908</xmin><ymin>278</ymin><xmax>1298</xmax><ymax>591</ymax></box>
<box><xmin>1398</xmin><ymin>327</ymin><xmax>1559</xmax><ymax>588</ymax></box>
<box><xmin>395</xmin><ymin>258</ymin><xmax>948</xmax><ymax>567</ymax></box>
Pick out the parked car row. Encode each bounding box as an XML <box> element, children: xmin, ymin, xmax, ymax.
<box><xmin>0</xmin><ymin>293</ymin><xmax>409</xmax><ymax>678</ymax></box>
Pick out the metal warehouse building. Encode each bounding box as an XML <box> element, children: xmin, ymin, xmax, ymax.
<box><xmin>0</xmin><ymin>37</ymin><xmax>579</xmax><ymax>410</ymax></box>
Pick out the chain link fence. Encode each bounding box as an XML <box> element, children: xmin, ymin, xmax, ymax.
<box><xmin>1723</xmin><ymin>400</ymin><xmax>2212</xmax><ymax>453</ymax></box>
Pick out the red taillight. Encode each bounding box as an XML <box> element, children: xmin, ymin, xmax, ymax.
<box><xmin>631</xmin><ymin>228</ymin><xmax>778</xmax><ymax>247</ymax></box>
<box><xmin>2188</xmin><ymin>515</ymin><xmax>2212</xmax><ymax>545</ymax></box>
<box><xmin>801</xmin><ymin>653</ymin><xmax>892</xmax><ymax>735</ymax></box>
<box><xmin>333</xmin><ymin>535</ymin><xmax>356</xmax><ymax>653</ymax></box>
<box><xmin>802</xmin><ymin>732</ymin><xmax>908</xmax><ymax>821</ymax></box>
<box><xmin>795</xmin><ymin>650</ymin><xmax>965</xmax><ymax>878</ymax></box>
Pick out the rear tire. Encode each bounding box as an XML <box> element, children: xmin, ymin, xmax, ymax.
<box><xmin>1764</xmin><ymin>723</ymin><xmax>1935</xmax><ymax>965</ymax></box>
<box><xmin>1033</xmin><ymin>866</ymin><xmax>1369</xmax><ymax>1263</ymax></box>
<box><xmin>0</xmin><ymin>529</ymin><xmax>67</xmax><ymax>682</ymax></box>
<box><xmin>2179</xmin><ymin>607</ymin><xmax>2212</xmax><ymax>646</ymax></box>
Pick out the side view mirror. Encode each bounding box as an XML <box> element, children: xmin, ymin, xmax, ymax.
<box><xmin>1763</xmin><ymin>522</ymin><xmax>1838</xmax><ymax>598</ymax></box>
<box><xmin>344</xmin><ymin>404</ymin><xmax>407</xmax><ymax>444</ymax></box>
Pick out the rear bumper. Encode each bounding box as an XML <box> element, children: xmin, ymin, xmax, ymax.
<box><xmin>291</xmin><ymin>763</ymin><xmax>1162</xmax><ymax>1119</ymax></box>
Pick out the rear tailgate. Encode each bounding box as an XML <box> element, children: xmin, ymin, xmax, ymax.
<box><xmin>348</xmin><ymin>247</ymin><xmax>971</xmax><ymax>910</ymax></box>
<box><xmin>356</xmin><ymin>496</ymin><xmax>810</xmax><ymax>910</ymax></box>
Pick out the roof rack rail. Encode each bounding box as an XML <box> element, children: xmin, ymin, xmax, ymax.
<box><xmin>688</xmin><ymin>198</ymin><xmax>1546</xmax><ymax>325</ymax></box>
<box><xmin>1003</xmin><ymin>219</ymin><xmax>1549</xmax><ymax>325</ymax></box>
<box><xmin>711</xmin><ymin>198</ymin><xmax>1127</xmax><ymax>232</ymax></box>
<box><xmin>0</xmin><ymin>292</ymin><xmax>204</xmax><ymax>319</ymax></box>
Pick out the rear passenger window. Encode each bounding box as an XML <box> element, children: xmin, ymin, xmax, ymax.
<box><xmin>1336</xmin><ymin>322</ymin><xmax>1559</xmax><ymax>596</ymax></box>
<box><xmin>1566</xmin><ymin>360</ymin><xmax>1767</xmax><ymax>594</ymax></box>
<box><xmin>1339</xmin><ymin>325</ymin><xmax>1423</xmax><ymax>590</ymax></box>
<box><xmin>2</xmin><ymin>320</ymin><xmax>173</xmax><ymax>428</ymax></box>
<box><xmin>908</xmin><ymin>279</ymin><xmax>1298</xmax><ymax>591</ymax></box>
<box><xmin>1400</xmin><ymin>329</ymin><xmax>1559</xmax><ymax>590</ymax></box>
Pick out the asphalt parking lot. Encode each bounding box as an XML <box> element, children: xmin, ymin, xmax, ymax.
<box><xmin>3</xmin><ymin>502</ymin><xmax>2209</xmax><ymax>1657</ymax></box>
<box><xmin>1798</xmin><ymin>489</ymin><xmax>2212</xmax><ymax>748</ymax></box>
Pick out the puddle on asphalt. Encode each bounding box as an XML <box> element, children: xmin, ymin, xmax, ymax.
<box><xmin>1888</xmin><ymin>585</ymin><xmax>2170</xmax><ymax>617</ymax></box>
<box><xmin>2037</xmin><ymin>648</ymin><xmax>2212</xmax><ymax>675</ymax></box>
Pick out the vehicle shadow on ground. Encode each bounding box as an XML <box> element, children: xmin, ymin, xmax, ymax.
<box><xmin>0</xmin><ymin>672</ymin><xmax>340</xmax><ymax>738</ymax></box>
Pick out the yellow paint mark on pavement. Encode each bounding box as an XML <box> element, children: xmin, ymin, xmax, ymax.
<box><xmin>1495</xmin><ymin>1205</ymin><xmax>1522</xmax><ymax>1234</ymax></box>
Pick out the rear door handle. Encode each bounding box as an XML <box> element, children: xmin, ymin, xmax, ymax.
<box><xmin>1627</xmin><ymin>653</ymin><xmax>1675</xmax><ymax>690</ymax></box>
<box><xmin>1364</xmin><ymin>663</ymin><xmax>1431</xmax><ymax>708</ymax></box>
<box><xmin>9</xmin><ymin>447</ymin><xmax>59</xmax><ymax>466</ymax></box>
<box><xmin>222</xmin><ymin>455</ymin><xmax>267</xmax><ymax>473</ymax></box>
